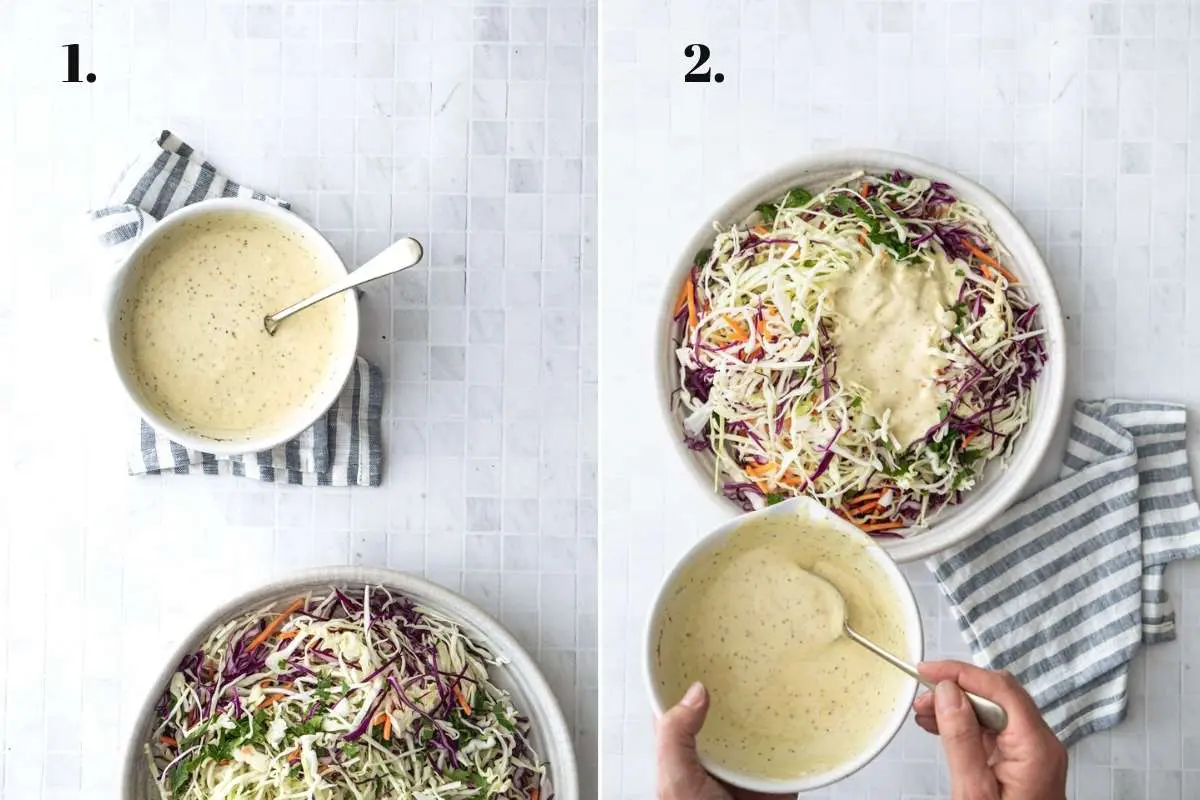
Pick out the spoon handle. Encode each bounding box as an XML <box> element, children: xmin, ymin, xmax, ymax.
<box><xmin>844</xmin><ymin>625</ymin><xmax>1008</xmax><ymax>733</ymax></box>
<box><xmin>265</xmin><ymin>237</ymin><xmax>424</xmax><ymax>334</ymax></box>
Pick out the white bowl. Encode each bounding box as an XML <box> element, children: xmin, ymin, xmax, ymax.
<box><xmin>656</xmin><ymin>150</ymin><xmax>1068</xmax><ymax>562</ymax></box>
<box><xmin>120</xmin><ymin>567</ymin><xmax>580</xmax><ymax>800</ymax></box>
<box><xmin>104</xmin><ymin>198</ymin><xmax>360</xmax><ymax>456</ymax></box>
<box><xmin>644</xmin><ymin>496</ymin><xmax>923</xmax><ymax>793</ymax></box>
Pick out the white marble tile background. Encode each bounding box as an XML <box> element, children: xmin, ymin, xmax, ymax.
<box><xmin>601</xmin><ymin>0</ymin><xmax>1200</xmax><ymax>798</ymax></box>
<box><xmin>0</xmin><ymin>0</ymin><xmax>597</xmax><ymax>797</ymax></box>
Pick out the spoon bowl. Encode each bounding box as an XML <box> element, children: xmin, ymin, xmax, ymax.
<box><xmin>800</xmin><ymin>567</ymin><xmax>1009</xmax><ymax>733</ymax></box>
<box><xmin>646</xmin><ymin>495</ymin><xmax>924</xmax><ymax>794</ymax></box>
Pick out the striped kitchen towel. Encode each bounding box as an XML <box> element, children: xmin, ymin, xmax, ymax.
<box><xmin>930</xmin><ymin>400</ymin><xmax>1200</xmax><ymax>745</ymax></box>
<box><xmin>89</xmin><ymin>130</ymin><xmax>383</xmax><ymax>487</ymax></box>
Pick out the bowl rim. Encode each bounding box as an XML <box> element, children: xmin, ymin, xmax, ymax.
<box><xmin>118</xmin><ymin>566</ymin><xmax>580</xmax><ymax>800</ymax></box>
<box><xmin>654</xmin><ymin>148</ymin><xmax>1068</xmax><ymax>563</ymax></box>
<box><xmin>642</xmin><ymin>497</ymin><xmax>924</xmax><ymax>793</ymax></box>
<box><xmin>103</xmin><ymin>197</ymin><xmax>361</xmax><ymax>457</ymax></box>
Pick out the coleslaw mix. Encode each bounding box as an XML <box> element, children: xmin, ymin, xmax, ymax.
<box><xmin>146</xmin><ymin>586</ymin><xmax>549</xmax><ymax>799</ymax></box>
<box><xmin>671</xmin><ymin>170</ymin><xmax>1047</xmax><ymax>534</ymax></box>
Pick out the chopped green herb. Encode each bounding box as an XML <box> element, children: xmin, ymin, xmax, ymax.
<box><xmin>170</xmin><ymin>759</ymin><xmax>195</xmax><ymax>794</ymax></box>
<box><xmin>292</xmin><ymin>716</ymin><xmax>325</xmax><ymax>737</ymax></box>
<box><xmin>766</xmin><ymin>492</ymin><xmax>785</xmax><ymax>506</ymax></box>
<box><xmin>882</xmin><ymin>453</ymin><xmax>913</xmax><ymax>478</ymax></box>
<box><xmin>445</xmin><ymin>767</ymin><xmax>487</xmax><ymax>788</ymax></box>
<box><xmin>951</xmin><ymin>302</ymin><xmax>969</xmax><ymax>334</ymax></box>
<box><xmin>927</xmin><ymin>429</ymin><xmax>962</xmax><ymax>461</ymax></box>
<box><xmin>828</xmin><ymin>194</ymin><xmax>857</xmax><ymax>214</ymax></box>
<box><xmin>792</xmin><ymin>319</ymin><xmax>804</xmax><ymax>335</ymax></box>
<box><xmin>782</xmin><ymin>186</ymin><xmax>813</xmax><ymax>208</ymax></box>
<box><xmin>314</xmin><ymin>672</ymin><xmax>334</xmax><ymax>704</ymax></box>
<box><xmin>694</xmin><ymin>247</ymin><xmax>713</xmax><ymax>267</ymax></box>
<box><xmin>756</xmin><ymin>202</ymin><xmax>779</xmax><ymax>224</ymax></box>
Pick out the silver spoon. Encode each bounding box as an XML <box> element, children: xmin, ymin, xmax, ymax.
<box><xmin>264</xmin><ymin>236</ymin><xmax>424</xmax><ymax>335</ymax></box>
<box><xmin>800</xmin><ymin>567</ymin><xmax>1009</xmax><ymax>733</ymax></box>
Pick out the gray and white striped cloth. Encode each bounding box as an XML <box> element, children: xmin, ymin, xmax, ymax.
<box><xmin>90</xmin><ymin>130</ymin><xmax>383</xmax><ymax>486</ymax></box>
<box><xmin>930</xmin><ymin>400</ymin><xmax>1200</xmax><ymax>745</ymax></box>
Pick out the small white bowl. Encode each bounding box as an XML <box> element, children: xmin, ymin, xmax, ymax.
<box><xmin>656</xmin><ymin>150</ymin><xmax>1068</xmax><ymax>562</ymax></box>
<box><xmin>644</xmin><ymin>497</ymin><xmax>923</xmax><ymax>794</ymax></box>
<box><xmin>103</xmin><ymin>198</ymin><xmax>360</xmax><ymax>456</ymax></box>
<box><xmin>120</xmin><ymin>567</ymin><xmax>580</xmax><ymax>800</ymax></box>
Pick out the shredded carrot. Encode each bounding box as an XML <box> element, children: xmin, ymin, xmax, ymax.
<box><xmin>285</xmin><ymin>746</ymin><xmax>300</xmax><ymax>762</ymax></box>
<box><xmin>531</xmin><ymin>789</ymin><xmax>540</xmax><ymax>800</ymax></box>
<box><xmin>259</xmin><ymin>694</ymin><xmax>281</xmax><ymax>709</ymax></box>
<box><xmin>721</xmin><ymin>314</ymin><xmax>749</xmax><ymax>341</ymax></box>
<box><xmin>963</xmin><ymin>431</ymin><xmax>979</xmax><ymax>447</ymax></box>
<box><xmin>780</xmin><ymin>471</ymin><xmax>806</xmax><ymax>487</ymax></box>
<box><xmin>849</xmin><ymin>501</ymin><xmax>879</xmax><ymax>517</ymax></box>
<box><xmin>848</xmin><ymin>490</ymin><xmax>883</xmax><ymax>507</ymax></box>
<box><xmin>861</xmin><ymin>520</ymin><xmax>906</xmax><ymax>533</ymax></box>
<box><xmin>159</xmin><ymin>736</ymin><xmax>177</xmax><ymax>747</ymax></box>
<box><xmin>685</xmin><ymin>277</ymin><xmax>697</xmax><ymax>331</ymax></box>
<box><xmin>248</xmin><ymin>597</ymin><xmax>306</xmax><ymax>651</ymax></box>
<box><xmin>277</xmin><ymin>630</ymin><xmax>299</xmax><ymax>641</ymax></box>
<box><xmin>860</xmin><ymin>181</ymin><xmax>869</xmax><ymax>196</ymax></box>
<box><xmin>859</xmin><ymin>232</ymin><xmax>868</xmax><ymax>246</ymax></box>
<box><xmin>966</xmin><ymin>243</ymin><xmax>1018</xmax><ymax>284</ymax></box>
<box><xmin>453</xmin><ymin>683</ymin><xmax>472</xmax><ymax>715</ymax></box>
<box><xmin>384</xmin><ymin>714</ymin><xmax>392</xmax><ymax>740</ymax></box>
<box><xmin>754</xmin><ymin>480</ymin><xmax>770</xmax><ymax>494</ymax></box>
<box><xmin>744</xmin><ymin>461</ymin><xmax>777</xmax><ymax>478</ymax></box>
<box><xmin>673</xmin><ymin>277</ymin><xmax>689</xmax><ymax>316</ymax></box>
<box><xmin>753</xmin><ymin>224</ymin><xmax>769</xmax><ymax>235</ymax></box>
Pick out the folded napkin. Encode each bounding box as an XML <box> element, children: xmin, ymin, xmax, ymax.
<box><xmin>89</xmin><ymin>131</ymin><xmax>383</xmax><ymax>486</ymax></box>
<box><xmin>930</xmin><ymin>400</ymin><xmax>1200</xmax><ymax>745</ymax></box>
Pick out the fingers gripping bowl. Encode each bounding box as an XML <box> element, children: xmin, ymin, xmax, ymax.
<box><xmin>658</xmin><ymin>151</ymin><xmax>1067</xmax><ymax>562</ymax></box>
<box><xmin>121</xmin><ymin>569</ymin><xmax>578</xmax><ymax>800</ymax></box>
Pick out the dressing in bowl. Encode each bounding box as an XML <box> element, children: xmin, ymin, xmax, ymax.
<box><xmin>646</xmin><ymin>498</ymin><xmax>922</xmax><ymax>792</ymax></box>
<box><xmin>107</xmin><ymin>201</ymin><xmax>358</xmax><ymax>452</ymax></box>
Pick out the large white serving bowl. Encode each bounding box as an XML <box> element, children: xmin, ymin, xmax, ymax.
<box><xmin>120</xmin><ymin>567</ymin><xmax>579</xmax><ymax>800</ymax></box>
<box><xmin>656</xmin><ymin>150</ymin><xmax>1067</xmax><ymax>563</ymax></box>
<box><xmin>644</xmin><ymin>496</ymin><xmax>923</xmax><ymax>793</ymax></box>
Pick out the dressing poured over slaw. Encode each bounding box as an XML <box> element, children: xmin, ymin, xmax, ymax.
<box><xmin>671</xmin><ymin>170</ymin><xmax>1048</xmax><ymax>534</ymax></box>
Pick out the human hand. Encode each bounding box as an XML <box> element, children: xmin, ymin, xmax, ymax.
<box><xmin>912</xmin><ymin>661</ymin><xmax>1068</xmax><ymax>800</ymax></box>
<box><xmin>655</xmin><ymin>682</ymin><xmax>794</xmax><ymax>800</ymax></box>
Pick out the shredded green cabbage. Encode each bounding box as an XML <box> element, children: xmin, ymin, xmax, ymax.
<box><xmin>672</xmin><ymin>169</ymin><xmax>1047</xmax><ymax>532</ymax></box>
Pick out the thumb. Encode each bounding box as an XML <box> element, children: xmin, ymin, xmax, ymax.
<box><xmin>655</xmin><ymin>682</ymin><xmax>710</xmax><ymax>797</ymax></box>
<box><xmin>933</xmin><ymin>681</ymin><xmax>995</xmax><ymax>797</ymax></box>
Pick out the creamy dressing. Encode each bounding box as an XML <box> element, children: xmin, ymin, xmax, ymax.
<box><xmin>829</xmin><ymin>251</ymin><xmax>963</xmax><ymax>447</ymax></box>
<box><xmin>654</xmin><ymin>515</ymin><xmax>910</xmax><ymax>779</ymax></box>
<box><xmin>117</xmin><ymin>212</ymin><xmax>352</xmax><ymax>440</ymax></box>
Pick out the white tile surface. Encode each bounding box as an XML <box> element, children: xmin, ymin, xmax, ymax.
<box><xmin>600</xmin><ymin>0</ymin><xmax>1200</xmax><ymax>798</ymax></box>
<box><xmin>0</xmin><ymin>0</ymin><xmax>596</xmax><ymax>797</ymax></box>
